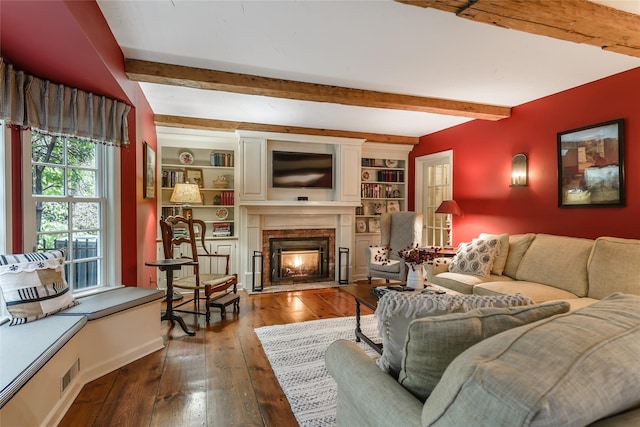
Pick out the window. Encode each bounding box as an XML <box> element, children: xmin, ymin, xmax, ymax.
<box><xmin>22</xmin><ymin>130</ymin><xmax>114</xmax><ymax>292</ymax></box>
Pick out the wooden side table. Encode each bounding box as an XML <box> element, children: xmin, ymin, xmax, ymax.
<box><xmin>145</xmin><ymin>259</ymin><xmax>196</xmax><ymax>336</ymax></box>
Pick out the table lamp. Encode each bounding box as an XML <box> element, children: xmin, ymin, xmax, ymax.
<box><xmin>170</xmin><ymin>183</ymin><xmax>202</xmax><ymax>219</ymax></box>
<box><xmin>435</xmin><ymin>200</ymin><xmax>463</xmax><ymax>248</ymax></box>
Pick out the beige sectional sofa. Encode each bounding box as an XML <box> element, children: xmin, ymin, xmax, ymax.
<box><xmin>325</xmin><ymin>234</ymin><xmax>640</xmax><ymax>426</ymax></box>
<box><xmin>427</xmin><ymin>234</ymin><xmax>640</xmax><ymax>310</ymax></box>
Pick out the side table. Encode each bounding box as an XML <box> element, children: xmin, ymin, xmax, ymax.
<box><xmin>145</xmin><ymin>259</ymin><xmax>196</xmax><ymax>336</ymax></box>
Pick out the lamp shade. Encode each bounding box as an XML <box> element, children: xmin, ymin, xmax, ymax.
<box><xmin>435</xmin><ymin>200</ymin><xmax>463</xmax><ymax>216</ymax></box>
<box><xmin>170</xmin><ymin>183</ymin><xmax>202</xmax><ymax>204</ymax></box>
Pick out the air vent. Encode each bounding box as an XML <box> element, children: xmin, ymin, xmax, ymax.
<box><xmin>61</xmin><ymin>358</ymin><xmax>80</xmax><ymax>395</ymax></box>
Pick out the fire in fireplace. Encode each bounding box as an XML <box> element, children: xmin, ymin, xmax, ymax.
<box><xmin>270</xmin><ymin>237</ymin><xmax>329</xmax><ymax>283</ymax></box>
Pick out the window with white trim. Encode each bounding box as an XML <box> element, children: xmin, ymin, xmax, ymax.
<box><xmin>22</xmin><ymin>129</ymin><xmax>113</xmax><ymax>292</ymax></box>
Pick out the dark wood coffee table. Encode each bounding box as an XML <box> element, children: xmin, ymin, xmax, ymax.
<box><xmin>340</xmin><ymin>283</ymin><xmax>385</xmax><ymax>354</ymax></box>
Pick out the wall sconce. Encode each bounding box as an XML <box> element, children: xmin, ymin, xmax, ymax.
<box><xmin>510</xmin><ymin>153</ymin><xmax>528</xmax><ymax>187</ymax></box>
<box><xmin>170</xmin><ymin>183</ymin><xmax>202</xmax><ymax>219</ymax></box>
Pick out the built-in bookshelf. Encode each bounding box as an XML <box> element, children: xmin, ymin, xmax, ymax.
<box><xmin>356</xmin><ymin>157</ymin><xmax>406</xmax><ymax>235</ymax></box>
<box><xmin>160</xmin><ymin>146</ymin><xmax>237</xmax><ymax>239</ymax></box>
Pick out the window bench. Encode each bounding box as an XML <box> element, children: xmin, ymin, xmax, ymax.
<box><xmin>0</xmin><ymin>287</ymin><xmax>164</xmax><ymax>427</ymax></box>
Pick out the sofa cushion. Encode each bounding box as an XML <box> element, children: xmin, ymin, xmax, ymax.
<box><xmin>374</xmin><ymin>292</ymin><xmax>534</xmax><ymax>377</ymax></box>
<box><xmin>448</xmin><ymin>238</ymin><xmax>500</xmax><ymax>278</ymax></box>
<box><xmin>0</xmin><ymin>249</ymin><xmax>77</xmax><ymax>325</ymax></box>
<box><xmin>478</xmin><ymin>233</ymin><xmax>509</xmax><ymax>275</ymax></box>
<box><xmin>502</xmin><ymin>233</ymin><xmax>535</xmax><ymax>278</ymax></box>
<box><xmin>421</xmin><ymin>293</ymin><xmax>640</xmax><ymax>427</ymax></box>
<box><xmin>473</xmin><ymin>280</ymin><xmax>580</xmax><ymax>303</ymax></box>
<box><xmin>588</xmin><ymin>236</ymin><xmax>640</xmax><ymax>299</ymax></box>
<box><xmin>430</xmin><ymin>271</ymin><xmax>514</xmax><ymax>295</ymax></box>
<box><xmin>399</xmin><ymin>301</ymin><xmax>569</xmax><ymax>402</ymax></box>
<box><xmin>515</xmin><ymin>233</ymin><xmax>593</xmax><ymax>297</ymax></box>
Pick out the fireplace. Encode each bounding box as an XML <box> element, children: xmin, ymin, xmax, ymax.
<box><xmin>261</xmin><ymin>228</ymin><xmax>336</xmax><ymax>287</ymax></box>
<box><xmin>270</xmin><ymin>237</ymin><xmax>329</xmax><ymax>283</ymax></box>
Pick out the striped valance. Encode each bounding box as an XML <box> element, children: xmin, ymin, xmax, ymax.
<box><xmin>0</xmin><ymin>58</ymin><xmax>130</xmax><ymax>146</ymax></box>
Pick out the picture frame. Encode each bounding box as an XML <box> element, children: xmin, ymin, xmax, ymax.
<box><xmin>557</xmin><ymin>119</ymin><xmax>624</xmax><ymax>207</ymax></box>
<box><xmin>368</xmin><ymin>218</ymin><xmax>380</xmax><ymax>233</ymax></box>
<box><xmin>143</xmin><ymin>142</ymin><xmax>156</xmax><ymax>199</ymax></box>
<box><xmin>184</xmin><ymin>167</ymin><xmax>204</xmax><ymax>188</ymax></box>
<box><xmin>387</xmin><ymin>200</ymin><xmax>400</xmax><ymax>213</ymax></box>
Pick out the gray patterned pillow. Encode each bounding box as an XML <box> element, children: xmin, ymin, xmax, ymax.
<box><xmin>448</xmin><ymin>238</ymin><xmax>500</xmax><ymax>278</ymax></box>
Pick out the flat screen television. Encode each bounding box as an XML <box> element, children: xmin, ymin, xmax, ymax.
<box><xmin>272</xmin><ymin>151</ymin><xmax>333</xmax><ymax>189</ymax></box>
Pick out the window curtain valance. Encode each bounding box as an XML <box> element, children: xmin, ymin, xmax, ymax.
<box><xmin>0</xmin><ymin>58</ymin><xmax>130</xmax><ymax>146</ymax></box>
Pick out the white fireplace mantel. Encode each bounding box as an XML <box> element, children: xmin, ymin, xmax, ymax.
<box><xmin>239</xmin><ymin>202</ymin><xmax>355</xmax><ymax>288</ymax></box>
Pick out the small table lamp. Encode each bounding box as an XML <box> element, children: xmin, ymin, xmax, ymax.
<box><xmin>435</xmin><ymin>200</ymin><xmax>463</xmax><ymax>248</ymax></box>
<box><xmin>170</xmin><ymin>183</ymin><xmax>202</xmax><ymax>219</ymax></box>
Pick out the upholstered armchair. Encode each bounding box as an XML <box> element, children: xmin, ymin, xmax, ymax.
<box><xmin>366</xmin><ymin>212</ymin><xmax>423</xmax><ymax>283</ymax></box>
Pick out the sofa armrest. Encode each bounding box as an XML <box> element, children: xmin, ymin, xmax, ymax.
<box><xmin>426</xmin><ymin>257</ymin><xmax>452</xmax><ymax>281</ymax></box>
<box><xmin>326</xmin><ymin>339</ymin><xmax>422</xmax><ymax>427</ymax></box>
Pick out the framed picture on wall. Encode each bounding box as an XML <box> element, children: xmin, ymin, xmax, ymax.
<box><xmin>143</xmin><ymin>142</ymin><xmax>156</xmax><ymax>199</ymax></box>
<box><xmin>557</xmin><ymin>119</ymin><xmax>624</xmax><ymax>208</ymax></box>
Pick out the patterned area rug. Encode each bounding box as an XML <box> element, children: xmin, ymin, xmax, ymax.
<box><xmin>254</xmin><ymin>315</ymin><xmax>379</xmax><ymax>427</ymax></box>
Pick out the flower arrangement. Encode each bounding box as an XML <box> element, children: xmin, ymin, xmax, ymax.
<box><xmin>372</xmin><ymin>244</ymin><xmax>443</xmax><ymax>270</ymax></box>
<box><xmin>398</xmin><ymin>244</ymin><xmax>442</xmax><ymax>270</ymax></box>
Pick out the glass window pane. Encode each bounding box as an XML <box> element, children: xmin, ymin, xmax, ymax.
<box><xmin>67</xmin><ymin>139</ymin><xmax>96</xmax><ymax>167</ymax></box>
<box><xmin>31</xmin><ymin>133</ymin><xmax>64</xmax><ymax>164</ymax></box>
<box><xmin>32</xmin><ymin>165</ymin><xmax>65</xmax><ymax>195</ymax></box>
<box><xmin>70</xmin><ymin>233</ymin><xmax>99</xmax><ymax>260</ymax></box>
<box><xmin>72</xmin><ymin>202</ymin><xmax>100</xmax><ymax>230</ymax></box>
<box><xmin>37</xmin><ymin>232</ymin><xmax>69</xmax><ymax>252</ymax></box>
<box><xmin>68</xmin><ymin>169</ymin><xmax>97</xmax><ymax>196</ymax></box>
<box><xmin>72</xmin><ymin>259</ymin><xmax>100</xmax><ymax>289</ymax></box>
<box><xmin>37</xmin><ymin>202</ymin><xmax>69</xmax><ymax>232</ymax></box>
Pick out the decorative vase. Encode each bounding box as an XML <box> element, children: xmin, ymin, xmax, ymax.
<box><xmin>406</xmin><ymin>263</ymin><xmax>423</xmax><ymax>289</ymax></box>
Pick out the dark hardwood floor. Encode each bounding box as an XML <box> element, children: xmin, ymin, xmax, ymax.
<box><xmin>59</xmin><ymin>285</ymin><xmax>375</xmax><ymax>427</ymax></box>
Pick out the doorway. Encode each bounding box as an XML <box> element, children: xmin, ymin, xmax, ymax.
<box><xmin>415</xmin><ymin>150</ymin><xmax>453</xmax><ymax>246</ymax></box>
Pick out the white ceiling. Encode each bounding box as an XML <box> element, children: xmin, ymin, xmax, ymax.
<box><xmin>97</xmin><ymin>0</ymin><xmax>640</xmax><ymax>138</ymax></box>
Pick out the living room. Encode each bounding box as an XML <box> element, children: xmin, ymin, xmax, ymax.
<box><xmin>1</xmin><ymin>1</ymin><xmax>639</xmax><ymax>426</ymax></box>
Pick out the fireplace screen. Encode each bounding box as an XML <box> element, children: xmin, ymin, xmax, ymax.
<box><xmin>270</xmin><ymin>237</ymin><xmax>329</xmax><ymax>283</ymax></box>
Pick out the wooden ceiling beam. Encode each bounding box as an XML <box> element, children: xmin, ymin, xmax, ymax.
<box><xmin>127</xmin><ymin>59</ymin><xmax>510</xmax><ymax>121</ymax></box>
<box><xmin>154</xmin><ymin>114</ymin><xmax>420</xmax><ymax>145</ymax></box>
<box><xmin>397</xmin><ymin>0</ymin><xmax>640</xmax><ymax>58</ymax></box>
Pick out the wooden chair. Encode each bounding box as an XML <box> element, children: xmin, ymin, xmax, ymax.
<box><xmin>159</xmin><ymin>215</ymin><xmax>239</xmax><ymax>322</ymax></box>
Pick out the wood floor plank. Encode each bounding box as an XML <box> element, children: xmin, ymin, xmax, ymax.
<box><xmin>64</xmin><ymin>285</ymin><xmax>375</xmax><ymax>426</ymax></box>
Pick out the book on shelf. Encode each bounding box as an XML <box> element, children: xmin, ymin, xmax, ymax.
<box><xmin>161</xmin><ymin>206</ymin><xmax>181</xmax><ymax>219</ymax></box>
<box><xmin>361</xmin><ymin>183</ymin><xmax>402</xmax><ymax>199</ymax></box>
<box><xmin>162</xmin><ymin>169</ymin><xmax>185</xmax><ymax>187</ymax></box>
<box><xmin>210</xmin><ymin>152</ymin><xmax>234</xmax><ymax>167</ymax></box>
<box><xmin>212</xmin><ymin>222</ymin><xmax>233</xmax><ymax>237</ymax></box>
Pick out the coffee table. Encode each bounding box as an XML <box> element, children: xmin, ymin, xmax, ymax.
<box><xmin>340</xmin><ymin>283</ymin><xmax>386</xmax><ymax>354</ymax></box>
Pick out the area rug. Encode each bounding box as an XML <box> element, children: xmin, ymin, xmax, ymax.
<box><xmin>254</xmin><ymin>315</ymin><xmax>379</xmax><ymax>427</ymax></box>
<box><xmin>246</xmin><ymin>281</ymin><xmax>340</xmax><ymax>295</ymax></box>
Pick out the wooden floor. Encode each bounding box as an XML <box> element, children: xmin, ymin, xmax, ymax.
<box><xmin>59</xmin><ymin>285</ymin><xmax>375</xmax><ymax>427</ymax></box>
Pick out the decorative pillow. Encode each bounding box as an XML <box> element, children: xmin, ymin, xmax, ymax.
<box><xmin>478</xmin><ymin>233</ymin><xmax>509</xmax><ymax>275</ymax></box>
<box><xmin>421</xmin><ymin>294</ymin><xmax>639</xmax><ymax>426</ymax></box>
<box><xmin>370</xmin><ymin>246</ymin><xmax>390</xmax><ymax>264</ymax></box>
<box><xmin>398</xmin><ymin>300</ymin><xmax>570</xmax><ymax>401</ymax></box>
<box><xmin>502</xmin><ymin>233</ymin><xmax>536</xmax><ymax>278</ymax></box>
<box><xmin>0</xmin><ymin>249</ymin><xmax>77</xmax><ymax>325</ymax></box>
<box><xmin>374</xmin><ymin>291</ymin><xmax>535</xmax><ymax>377</ymax></box>
<box><xmin>448</xmin><ymin>238</ymin><xmax>500</xmax><ymax>278</ymax></box>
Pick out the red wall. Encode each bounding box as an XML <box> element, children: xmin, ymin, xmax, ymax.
<box><xmin>410</xmin><ymin>67</ymin><xmax>640</xmax><ymax>245</ymax></box>
<box><xmin>1</xmin><ymin>0</ymin><xmax>157</xmax><ymax>287</ymax></box>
